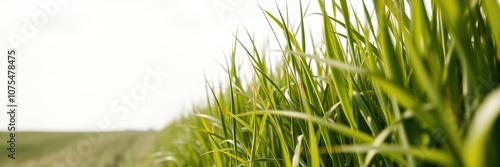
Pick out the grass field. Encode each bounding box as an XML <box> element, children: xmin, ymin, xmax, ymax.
<box><xmin>1</xmin><ymin>0</ymin><xmax>498</xmax><ymax>166</ymax></box>
<box><xmin>156</xmin><ymin>0</ymin><xmax>500</xmax><ymax>166</ymax></box>
<box><xmin>0</xmin><ymin>131</ymin><xmax>157</xmax><ymax>167</ymax></box>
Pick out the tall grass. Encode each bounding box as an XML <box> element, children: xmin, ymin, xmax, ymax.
<box><xmin>156</xmin><ymin>0</ymin><xmax>500</xmax><ymax>166</ymax></box>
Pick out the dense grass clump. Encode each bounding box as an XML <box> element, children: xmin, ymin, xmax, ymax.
<box><xmin>156</xmin><ymin>0</ymin><xmax>500</xmax><ymax>166</ymax></box>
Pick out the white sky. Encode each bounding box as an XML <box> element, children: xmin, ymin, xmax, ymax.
<box><xmin>0</xmin><ymin>0</ymin><xmax>323</xmax><ymax>131</ymax></box>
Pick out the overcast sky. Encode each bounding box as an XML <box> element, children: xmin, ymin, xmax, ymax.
<box><xmin>0</xmin><ymin>0</ymin><xmax>324</xmax><ymax>131</ymax></box>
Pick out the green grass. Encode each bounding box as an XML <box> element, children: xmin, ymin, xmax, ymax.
<box><xmin>157</xmin><ymin>0</ymin><xmax>500</xmax><ymax>166</ymax></box>
<box><xmin>0</xmin><ymin>131</ymin><xmax>157</xmax><ymax>167</ymax></box>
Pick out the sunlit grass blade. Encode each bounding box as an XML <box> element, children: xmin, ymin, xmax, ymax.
<box><xmin>464</xmin><ymin>88</ymin><xmax>500</xmax><ymax>167</ymax></box>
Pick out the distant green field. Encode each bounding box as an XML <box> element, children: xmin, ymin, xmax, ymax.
<box><xmin>0</xmin><ymin>131</ymin><xmax>157</xmax><ymax>167</ymax></box>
